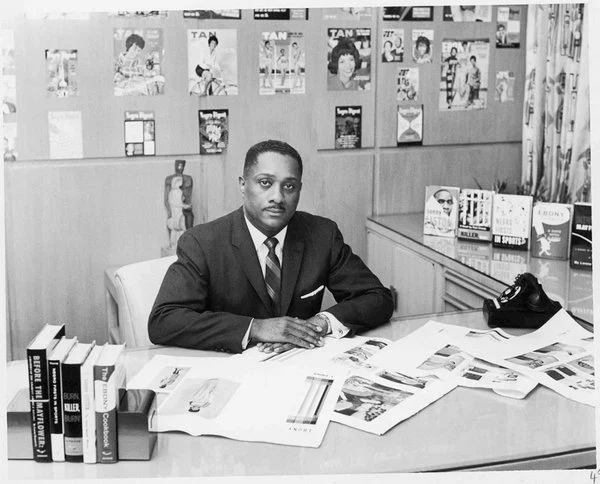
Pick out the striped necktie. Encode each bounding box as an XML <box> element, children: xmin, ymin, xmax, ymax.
<box><xmin>264</xmin><ymin>237</ymin><xmax>281</xmax><ymax>313</ymax></box>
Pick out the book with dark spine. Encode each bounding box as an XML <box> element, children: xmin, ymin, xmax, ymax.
<box><xmin>26</xmin><ymin>324</ymin><xmax>66</xmax><ymax>461</ymax></box>
<box><xmin>48</xmin><ymin>336</ymin><xmax>77</xmax><ymax>461</ymax></box>
<box><xmin>62</xmin><ymin>341</ymin><xmax>95</xmax><ymax>463</ymax></box>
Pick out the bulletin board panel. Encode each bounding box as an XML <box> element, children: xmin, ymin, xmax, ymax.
<box><xmin>375</xmin><ymin>5</ymin><xmax>527</xmax><ymax>147</ymax></box>
<box><xmin>6</xmin><ymin>6</ymin><xmax>526</xmax><ymax>161</ymax></box>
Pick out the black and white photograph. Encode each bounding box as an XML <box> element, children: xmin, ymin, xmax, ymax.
<box><xmin>3</xmin><ymin>1</ymin><xmax>596</xmax><ymax>481</ymax></box>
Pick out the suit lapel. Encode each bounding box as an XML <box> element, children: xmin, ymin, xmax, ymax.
<box><xmin>280</xmin><ymin>215</ymin><xmax>305</xmax><ymax>316</ymax></box>
<box><xmin>231</xmin><ymin>208</ymin><xmax>273</xmax><ymax>314</ymax></box>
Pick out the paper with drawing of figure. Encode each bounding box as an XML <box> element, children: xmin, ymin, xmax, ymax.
<box><xmin>128</xmin><ymin>355</ymin><xmax>346</xmax><ymax>447</ymax></box>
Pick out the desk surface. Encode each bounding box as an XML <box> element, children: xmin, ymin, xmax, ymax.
<box><xmin>368</xmin><ymin>213</ymin><xmax>594</xmax><ymax>324</ymax></box>
<box><xmin>6</xmin><ymin>310</ymin><xmax>595</xmax><ymax>478</ymax></box>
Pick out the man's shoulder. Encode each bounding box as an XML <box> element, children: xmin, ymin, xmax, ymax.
<box><xmin>291</xmin><ymin>211</ymin><xmax>338</xmax><ymax>234</ymax></box>
<box><xmin>184</xmin><ymin>208</ymin><xmax>239</xmax><ymax>241</ymax></box>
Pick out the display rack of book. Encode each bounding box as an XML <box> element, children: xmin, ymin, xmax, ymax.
<box><xmin>8</xmin><ymin>326</ymin><xmax>157</xmax><ymax>463</ymax></box>
<box><xmin>421</xmin><ymin>186</ymin><xmax>592</xmax><ymax>268</ymax></box>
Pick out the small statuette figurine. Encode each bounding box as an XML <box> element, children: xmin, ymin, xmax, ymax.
<box><xmin>163</xmin><ymin>160</ymin><xmax>194</xmax><ymax>255</ymax></box>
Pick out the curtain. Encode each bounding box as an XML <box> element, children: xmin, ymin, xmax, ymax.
<box><xmin>521</xmin><ymin>4</ymin><xmax>590</xmax><ymax>203</ymax></box>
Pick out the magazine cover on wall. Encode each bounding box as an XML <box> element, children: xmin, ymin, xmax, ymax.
<box><xmin>1</xmin><ymin>29</ymin><xmax>16</xmax><ymax>114</ymax></box>
<box><xmin>45</xmin><ymin>50</ymin><xmax>78</xmax><ymax>97</ymax></box>
<box><xmin>124</xmin><ymin>111</ymin><xmax>155</xmax><ymax>157</ymax></box>
<box><xmin>382</xmin><ymin>29</ymin><xmax>404</xmax><ymax>63</ymax></box>
<box><xmin>423</xmin><ymin>185</ymin><xmax>459</xmax><ymax>237</ymax></box>
<box><xmin>496</xmin><ymin>6</ymin><xmax>521</xmax><ymax>48</ymax></box>
<box><xmin>383</xmin><ymin>6</ymin><xmax>434</xmax><ymax>21</ymax></box>
<box><xmin>183</xmin><ymin>10</ymin><xmax>241</xmax><ymax>19</ymax></box>
<box><xmin>334</xmin><ymin>106</ymin><xmax>362</xmax><ymax>149</ymax></box>
<box><xmin>3</xmin><ymin>121</ymin><xmax>17</xmax><ymax>161</ymax></box>
<box><xmin>397</xmin><ymin>105</ymin><xmax>423</xmax><ymax>145</ymax></box>
<box><xmin>323</xmin><ymin>7</ymin><xmax>372</xmax><ymax>20</ymax></box>
<box><xmin>397</xmin><ymin>67</ymin><xmax>419</xmax><ymax>102</ymax></box>
<box><xmin>260</xmin><ymin>31</ymin><xmax>305</xmax><ymax>95</ymax></box>
<box><xmin>198</xmin><ymin>109</ymin><xmax>229</xmax><ymax>154</ymax></box>
<box><xmin>48</xmin><ymin>111</ymin><xmax>83</xmax><ymax>160</ymax></box>
<box><xmin>495</xmin><ymin>71</ymin><xmax>515</xmax><ymax>102</ymax></box>
<box><xmin>327</xmin><ymin>28</ymin><xmax>371</xmax><ymax>91</ymax></box>
<box><xmin>188</xmin><ymin>29</ymin><xmax>238</xmax><ymax>97</ymax></box>
<box><xmin>111</xmin><ymin>11</ymin><xmax>168</xmax><ymax>17</ymax></box>
<box><xmin>439</xmin><ymin>39</ymin><xmax>489</xmax><ymax>111</ymax></box>
<box><xmin>254</xmin><ymin>9</ymin><xmax>308</xmax><ymax>20</ymax></box>
<box><xmin>113</xmin><ymin>28</ymin><xmax>165</xmax><ymax>96</ymax></box>
<box><xmin>412</xmin><ymin>30</ymin><xmax>433</xmax><ymax>64</ymax></box>
<box><xmin>443</xmin><ymin>5</ymin><xmax>491</xmax><ymax>22</ymax></box>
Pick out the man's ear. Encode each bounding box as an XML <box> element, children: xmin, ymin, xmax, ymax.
<box><xmin>238</xmin><ymin>176</ymin><xmax>246</xmax><ymax>195</ymax></box>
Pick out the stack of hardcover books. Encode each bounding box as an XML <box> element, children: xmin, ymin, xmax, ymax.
<box><xmin>15</xmin><ymin>323</ymin><xmax>136</xmax><ymax>463</ymax></box>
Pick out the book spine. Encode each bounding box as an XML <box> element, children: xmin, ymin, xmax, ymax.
<box><xmin>49</xmin><ymin>359</ymin><xmax>65</xmax><ymax>461</ymax></box>
<box><xmin>62</xmin><ymin>363</ymin><xmax>83</xmax><ymax>462</ymax></box>
<box><xmin>27</xmin><ymin>348</ymin><xmax>52</xmax><ymax>462</ymax></box>
<box><xmin>81</xmin><ymin>362</ymin><xmax>97</xmax><ymax>463</ymax></box>
<box><xmin>94</xmin><ymin>364</ymin><xmax>118</xmax><ymax>463</ymax></box>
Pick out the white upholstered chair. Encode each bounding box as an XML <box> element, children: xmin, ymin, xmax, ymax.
<box><xmin>112</xmin><ymin>255</ymin><xmax>177</xmax><ymax>348</ymax></box>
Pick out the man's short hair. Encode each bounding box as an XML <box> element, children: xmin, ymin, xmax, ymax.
<box><xmin>244</xmin><ymin>140</ymin><xmax>303</xmax><ymax>177</ymax></box>
<box><xmin>125</xmin><ymin>34</ymin><xmax>145</xmax><ymax>51</ymax></box>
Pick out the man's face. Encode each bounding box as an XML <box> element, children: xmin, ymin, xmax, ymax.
<box><xmin>434</xmin><ymin>190</ymin><xmax>454</xmax><ymax>215</ymax></box>
<box><xmin>240</xmin><ymin>151</ymin><xmax>302</xmax><ymax>237</ymax></box>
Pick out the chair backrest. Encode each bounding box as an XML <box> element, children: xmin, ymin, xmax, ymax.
<box><xmin>113</xmin><ymin>255</ymin><xmax>177</xmax><ymax>348</ymax></box>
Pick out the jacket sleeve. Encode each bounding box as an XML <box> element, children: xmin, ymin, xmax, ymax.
<box><xmin>148</xmin><ymin>231</ymin><xmax>251</xmax><ymax>353</ymax></box>
<box><xmin>323</xmin><ymin>224</ymin><xmax>394</xmax><ymax>333</ymax></box>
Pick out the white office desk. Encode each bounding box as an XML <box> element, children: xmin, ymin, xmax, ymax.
<box><xmin>6</xmin><ymin>310</ymin><xmax>595</xmax><ymax>478</ymax></box>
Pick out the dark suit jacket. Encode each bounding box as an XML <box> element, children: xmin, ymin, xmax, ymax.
<box><xmin>148</xmin><ymin>207</ymin><xmax>393</xmax><ymax>353</ymax></box>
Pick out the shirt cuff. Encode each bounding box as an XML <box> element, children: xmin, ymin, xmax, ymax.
<box><xmin>319</xmin><ymin>312</ymin><xmax>350</xmax><ymax>339</ymax></box>
<box><xmin>241</xmin><ymin>318</ymin><xmax>254</xmax><ymax>350</ymax></box>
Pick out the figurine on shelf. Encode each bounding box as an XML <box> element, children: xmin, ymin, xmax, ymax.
<box><xmin>163</xmin><ymin>160</ymin><xmax>194</xmax><ymax>255</ymax></box>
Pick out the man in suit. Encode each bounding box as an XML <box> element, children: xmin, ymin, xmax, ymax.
<box><xmin>148</xmin><ymin>140</ymin><xmax>393</xmax><ymax>354</ymax></box>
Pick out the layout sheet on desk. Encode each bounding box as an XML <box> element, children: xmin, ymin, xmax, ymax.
<box><xmin>468</xmin><ymin>309</ymin><xmax>595</xmax><ymax>406</ymax></box>
<box><xmin>330</xmin><ymin>363</ymin><xmax>455</xmax><ymax>435</ymax></box>
<box><xmin>370</xmin><ymin>321</ymin><xmax>538</xmax><ymax>399</ymax></box>
<box><xmin>232</xmin><ymin>335</ymin><xmax>391</xmax><ymax>368</ymax></box>
<box><xmin>127</xmin><ymin>355</ymin><xmax>346</xmax><ymax>447</ymax></box>
<box><xmin>237</xmin><ymin>335</ymin><xmax>456</xmax><ymax>435</ymax></box>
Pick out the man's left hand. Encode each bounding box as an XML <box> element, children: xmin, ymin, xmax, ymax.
<box><xmin>256</xmin><ymin>315</ymin><xmax>329</xmax><ymax>353</ymax></box>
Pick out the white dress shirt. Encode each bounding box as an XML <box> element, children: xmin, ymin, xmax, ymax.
<box><xmin>241</xmin><ymin>215</ymin><xmax>349</xmax><ymax>349</ymax></box>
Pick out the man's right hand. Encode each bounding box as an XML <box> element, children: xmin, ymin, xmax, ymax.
<box><xmin>250</xmin><ymin>316</ymin><xmax>324</xmax><ymax>349</ymax></box>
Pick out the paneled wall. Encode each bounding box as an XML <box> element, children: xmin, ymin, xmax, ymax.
<box><xmin>4</xmin><ymin>7</ymin><xmax>527</xmax><ymax>359</ymax></box>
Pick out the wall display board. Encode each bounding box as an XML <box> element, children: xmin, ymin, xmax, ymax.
<box><xmin>376</xmin><ymin>5</ymin><xmax>527</xmax><ymax>147</ymax></box>
<box><xmin>7</xmin><ymin>6</ymin><xmax>526</xmax><ymax>160</ymax></box>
